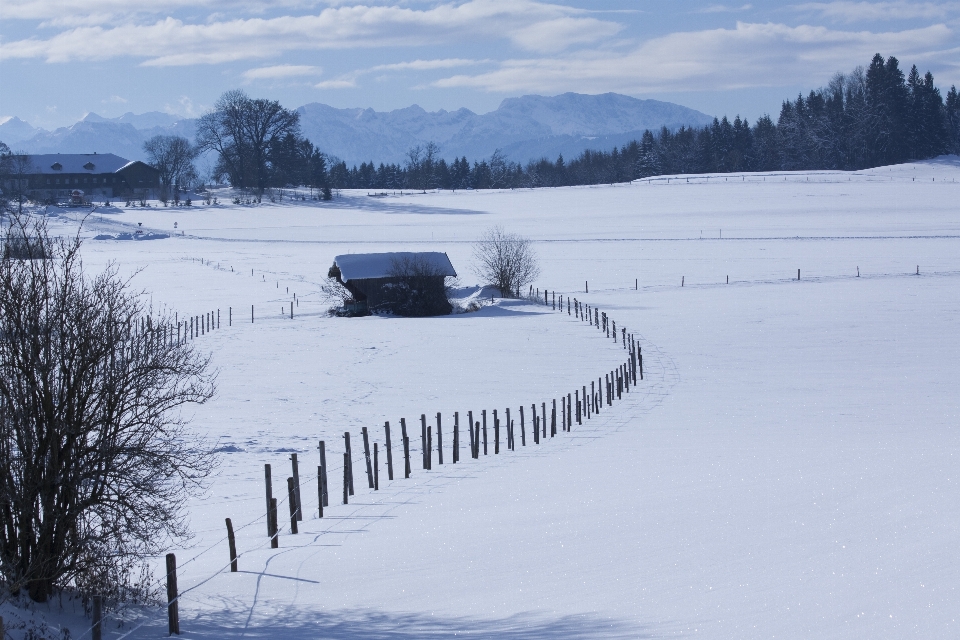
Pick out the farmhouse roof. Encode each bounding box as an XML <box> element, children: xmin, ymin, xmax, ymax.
<box><xmin>334</xmin><ymin>252</ymin><xmax>457</xmax><ymax>281</ymax></box>
<box><xmin>24</xmin><ymin>153</ymin><xmax>131</xmax><ymax>175</ymax></box>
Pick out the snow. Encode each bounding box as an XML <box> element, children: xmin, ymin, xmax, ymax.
<box><xmin>334</xmin><ymin>251</ymin><xmax>457</xmax><ymax>281</ymax></box>
<box><xmin>4</xmin><ymin>156</ymin><xmax>960</xmax><ymax>639</ymax></box>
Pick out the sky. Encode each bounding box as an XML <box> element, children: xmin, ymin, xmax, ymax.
<box><xmin>1</xmin><ymin>0</ymin><xmax>958</xmax><ymax>130</ymax></box>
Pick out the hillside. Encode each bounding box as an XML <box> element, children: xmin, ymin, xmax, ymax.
<box><xmin>5</xmin><ymin>158</ymin><xmax>959</xmax><ymax>638</ymax></box>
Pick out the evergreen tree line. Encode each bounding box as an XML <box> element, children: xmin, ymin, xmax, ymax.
<box><xmin>196</xmin><ymin>54</ymin><xmax>959</xmax><ymax>194</ymax></box>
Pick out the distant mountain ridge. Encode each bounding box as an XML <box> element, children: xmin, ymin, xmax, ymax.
<box><xmin>296</xmin><ymin>93</ymin><xmax>713</xmax><ymax>165</ymax></box>
<box><xmin>1</xmin><ymin>93</ymin><xmax>713</xmax><ymax>166</ymax></box>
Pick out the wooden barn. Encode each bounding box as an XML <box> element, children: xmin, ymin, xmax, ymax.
<box><xmin>329</xmin><ymin>252</ymin><xmax>457</xmax><ymax>316</ymax></box>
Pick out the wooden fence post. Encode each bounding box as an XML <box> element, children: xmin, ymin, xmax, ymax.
<box><xmin>533</xmin><ymin>404</ymin><xmax>539</xmax><ymax>444</ymax></box>
<box><xmin>317</xmin><ymin>467</ymin><xmax>324</xmax><ymax>518</ymax></box>
<box><xmin>551</xmin><ymin>399</ymin><xmax>557</xmax><ymax>437</ymax></box>
<box><xmin>427</xmin><ymin>426</ymin><xmax>432</xmax><ymax>470</ymax></box>
<box><xmin>264</xmin><ymin>464</ymin><xmax>273</xmax><ymax>537</ymax></box>
<box><xmin>506</xmin><ymin>407</ymin><xmax>512</xmax><ymax>450</ymax></box>
<box><xmin>362</xmin><ymin>427</ymin><xmax>374</xmax><ymax>489</ymax></box>
<box><xmin>453</xmin><ymin>412</ymin><xmax>459</xmax><ymax>463</ymax></box>
<box><xmin>420</xmin><ymin>415</ymin><xmax>427</xmax><ymax>469</ymax></box>
<box><xmin>567</xmin><ymin>393</ymin><xmax>572</xmax><ymax>430</ymax></box>
<box><xmin>494</xmin><ymin>409</ymin><xmax>500</xmax><ymax>454</ymax></box>
<box><xmin>575</xmin><ymin>390</ymin><xmax>580</xmax><ymax>425</ymax></box>
<box><xmin>270</xmin><ymin>499</ymin><xmax>279</xmax><ymax>548</ymax></box>
<box><xmin>385</xmin><ymin>422</ymin><xmax>394</xmax><ymax>480</ymax></box>
<box><xmin>343</xmin><ymin>453</ymin><xmax>349</xmax><ymax>504</ymax></box>
<box><xmin>287</xmin><ymin>477</ymin><xmax>299</xmax><ymax>534</ymax></box>
<box><xmin>318</xmin><ymin>441</ymin><xmax>328</xmax><ymax>507</ymax></box>
<box><xmin>401</xmin><ymin>418</ymin><xmax>410</xmax><ymax>477</ymax></box>
<box><xmin>540</xmin><ymin>402</ymin><xmax>546</xmax><ymax>438</ymax></box>
<box><xmin>166</xmin><ymin>553</ymin><xmax>179</xmax><ymax>635</ymax></box>
<box><xmin>229</xmin><ymin>306</ymin><xmax>232</xmax><ymax>326</ymax></box>
<box><xmin>467</xmin><ymin>411</ymin><xmax>475</xmax><ymax>457</ymax></box>
<box><xmin>344</xmin><ymin>432</ymin><xmax>354</xmax><ymax>495</ymax></box>
<box><xmin>520</xmin><ymin>405</ymin><xmax>527</xmax><ymax>446</ymax></box>
<box><xmin>92</xmin><ymin>595</ymin><xmax>103</xmax><ymax>640</ymax></box>
<box><xmin>436</xmin><ymin>412</ymin><xmax>443</xmax><ymax>465</ymax></box>
<box><xmin>251</xmin><ymin>304</ymin><xmax>254</xmax><ymax>323</ymax></box>
<box><xmin>290</xmin><ymin>454</ymin><xmax>302</xmax><ymax>521</ymax></box>
<box><xmin>482</xmin><ymin>410</ymin><xmax>488</xmax><ymax>455</ymax></box>
<box><xmin>226</xmin><ymin>518</ymin><xmax>238</xmax><ymax>571</ymax></box>
<box><xmin>374</xmin><ymin>443</ymin><xmax>379</xmax><ymax>490</ymax></box>
<box><xmin>474</xmin><ymin>422</ymin><xmax>480</xmax><ymax>457</ymax></box>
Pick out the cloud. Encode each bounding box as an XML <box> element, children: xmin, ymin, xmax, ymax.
<box><xmin>315</xmin><ymin>79</ymin><xmax>356</xmax><ymax>89</ymax></box>
<box><xmin>103</xmin><ymin>94</ymin><xmax>127</xmax><ymax>104</ymax></box>
<box><xmin>163</xmin><ymin>96</ymin><xmax>201</xmax><ymax>118</ymax></box>
<box><xmin>434</xmin><ymin>21</ymin><xmax>957</xmax><ymax>94</ymax></box>
<box><xmin>368</xmin><ymin>58</ymin><xmax>489</xmax><ymax>72</ymax></box>
<box><xmin>0</xmin><ymin>1</ymin><xmax>622</xmax><ymax>65</ymax></box>
<box><xmin>508</xmin><ymin>16</ymin><xmax>622</xmax><ymax>53</ymax></box>
<box><xmin>699</xmin><ymin>4</ymin><xmax>753</xmax><ymax>13</ymax></box>
<box><xmin>3</xmin><ymin>0</ymin><xmax>301</xmax><ymax>21</ymax></box>
<box><xmin>310</xmin><ymin>57</ymin><xmax>486</xmax><ymax>90</ymax></box>
<box><xmin>243</xmin><ymin>64</ymin><xmax>323</xmax><ymax>80</ymax></box>
<box><xmin>793</xmin><ymin>1</ymin><xmax>960</xmax><ymax>22</ymax></box>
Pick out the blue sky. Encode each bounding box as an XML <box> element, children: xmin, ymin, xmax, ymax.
<box><xmin>1</xmin><ymin>1</ymin><xmax>958</xmax><ymax>129</ymax></box>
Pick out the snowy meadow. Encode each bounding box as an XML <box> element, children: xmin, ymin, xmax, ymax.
<box><xmin>6</xmin><ymin>156</ymin><xmax>960</xmax><ymax>639</ymax></box>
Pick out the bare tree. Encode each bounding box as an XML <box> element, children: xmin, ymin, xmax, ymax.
<box><xmin>196</xmin><ymin>90</ymin><xmax>301</xmax><ymax>196</ymax></box>
<box><xmin>143</xmin><ymin>135</ymin><xmax>197</xmax><ymax>202</ymax></box>
<box><xmin>0</xmin><ymin>215</ymin><xmax>216</xmax><ymax>603</ymax></box>
<box><xmin>488</xmin><ymin>149</ymin><xmax>509</xmax><ymax>188</ymax></box>
<box><xmin>405</xmin><ymin>142</ymin><xmax>439</xmax><ymax>192</ymax></box>
<box><xmin>196</xmin><ymin>90</ymin><xmax>250</xmax><ymax>191</ymax></box>
<box><xmin>472</xmin><ymin>226</ymin><xmax>540</xmax><ymax>298</ymax></box>
<box><xmin>1</xmin><ymin>150</ymin><xmax>35</xmax><ymax>214</ymax></box>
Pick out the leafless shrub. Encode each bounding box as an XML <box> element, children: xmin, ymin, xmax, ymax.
<box><xmin>472</xmin><ymin>226</ymin><xmax>540</xmax><ymax>298</ymax></box>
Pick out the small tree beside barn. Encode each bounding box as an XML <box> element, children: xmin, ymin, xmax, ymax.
<box><xmin>328</xmin><ymin>252</ymin><xmax>457</xmax><ymax>317</ymax></box>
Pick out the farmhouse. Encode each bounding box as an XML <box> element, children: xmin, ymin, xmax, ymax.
<box><xmin>6</xmin><ymin>153</ymin><xmax>161</xmax><ymax>203</ymax></box>
<box><xmin>329</xmin><ymin>252</ymin><xmax>457</xmax><ymax>316</ymax></box>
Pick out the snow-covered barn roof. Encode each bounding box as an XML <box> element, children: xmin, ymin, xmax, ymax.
<box><xmin>334</xmin><ymin>252</ymin><xmax>457</xmax><ymax>281</ymax></box>
<box><xmin>24</xmin><ymin>153</ymin><xmax>131</xmax><ymax>174</ymax></box>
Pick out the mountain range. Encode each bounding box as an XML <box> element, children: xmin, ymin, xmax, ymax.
<box><xmin>1</xmin><ymin>93</ymin><xmax>712</xmax><ymax>167</ymax></box>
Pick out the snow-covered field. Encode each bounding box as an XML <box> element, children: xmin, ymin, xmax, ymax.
<box><xmin>5</xmin><ymin>156</ymin><xmax>960</xmax><ymax>639</ymax></box>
